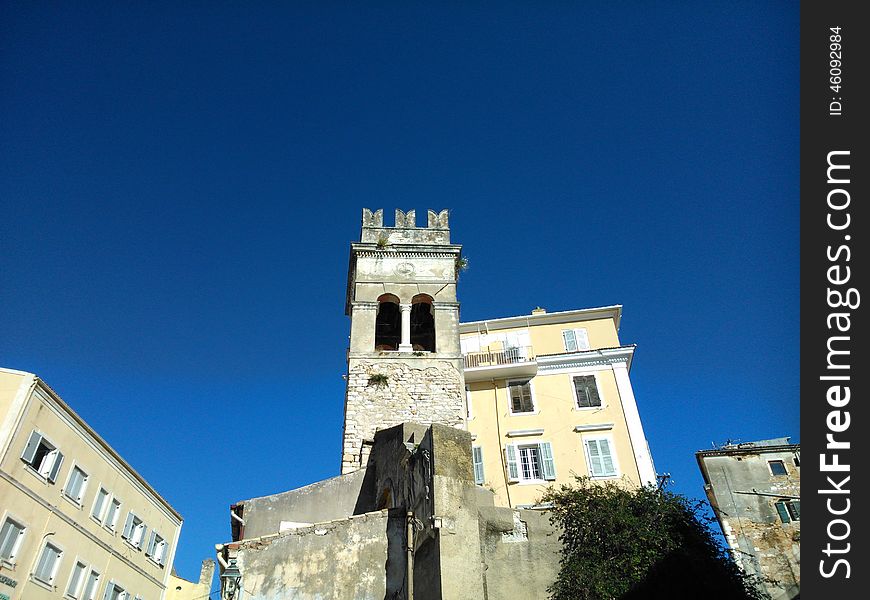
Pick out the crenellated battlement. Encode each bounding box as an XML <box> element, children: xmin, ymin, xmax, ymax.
<box><xmin>360</xmin><ymin>208</ymin><xmax>451</xmax><ymax>244</ymax></box>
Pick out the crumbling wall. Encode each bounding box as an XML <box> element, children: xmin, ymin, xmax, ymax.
<box><xmin>232</xmin><ymin>510</ymin><xmax>404</xmax><ymax>600</ymax></box>
<box><xmin>238</xmin><ymin>469</ymin><xmax>369</xmax><ymax>540</ymax></box>
<box><xmin>478</xmin><ymin>506</ymin><xmax>561</xmax><ymax>600</ymax></box>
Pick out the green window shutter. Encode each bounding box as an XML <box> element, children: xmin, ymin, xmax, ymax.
<box><xmin>472</xmin><ymin>447</ymin><xmax>485</xmax><ymax>484</ymax></box>
<box><xmin>505</xmin><ymin>444</ymin><xmax>519</xmax><ymax>481</ymax></box>
<box><xmin>774</xmin><ymin>501</ymin><xmax>791</xmax><ymax>523</ymax></box>
<box><xmin>787</xmin><ymin>501</ymin><xmax>800</xmax><ymax>521</ymax></box>
<box><xmin>540</xmin><ymin>442</ymin><xmax>556</xmax><ymax>480</ymax></box>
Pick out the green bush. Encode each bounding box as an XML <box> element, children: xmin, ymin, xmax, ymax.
<box><xmin>541</xmin><ymin>478</ymin><xmax>769</xmax><ymax>600</ymax></box>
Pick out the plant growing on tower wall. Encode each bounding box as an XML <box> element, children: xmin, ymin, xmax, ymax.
<box><xmin>368</xmin><ymin>373</ymin><xmax>389</xmax><ymax>387</ymax></box>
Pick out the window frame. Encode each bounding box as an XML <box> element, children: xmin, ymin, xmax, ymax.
<box><xmin>583</xmin><ymin>434</ymin><xmax>620</xmax><ymax>479</ymax></box>
<box><xmin>768</xmin><ymin>460</ymin><xmax>788</xmax><ymax>476</ymax></box>
<box><xmin>91</xmin><ymin>486</ymin><xmax>110</xmax><ymax>524</ymax></box>
<box><xmin>571</xmin><ymin>373</ymin><xmax>604</xmax><ymax>410</ymax></box>
<box><xmin>65</xmin><ymin>558</ymin><xmax>89</xmax><ymax>599</ymax></box>
<box><xmin>103</xmin><ymin>580</ymin><xmax>128</xmax><ymax>600</ymax></box>
<box><xmin>505</xmin><ymin>441</ymin><xmax>557</xmax><ymax>484</ymax></box>
<box><xmin>81</xmin><ymin>568</ymin><xmax>101</xmax><ymax>600</ymax></box>
<box><xmin>472</xmin><ymin>446</ymin><xmax>485</xmax><ymax>485</ymax></box>
<box><xmin>32</xmin><ymin>539</ymin><xmax>64</xmax><ymax>587</ymax></box>
<box><xmin>145</xmin><ymin>529</ymin><xmax>168</xmax><ymax>566</ymax></box>
<box><xmin>121</xmin><ymin>512</ymin><xmax>147</xmax><ymax>550</ymax></box>
<box><xmin>774</xmin><ymin>499</ymin><xmax>800</xmax><ymax>523</ymax></box>
<box><xmin>20</xmin><ymin>429</ymin><xmax>65</xmax><ymax>483</ymax></box>
<box><xmin>104</xmin><ymin>497</ymin><xmax>122</xmax><ymax>532</ymax></box>
<box><xmin>562</xmin><ymin>328</ymin><xmax>590</xmax><ymax>352</ymax></box>
<box><xmin>0</xmin><ymin>513</ymin><xmax>27</xmax><ymax>566</ymax></box>
<box><xmin>506</xmin><ymin>378</ymin><xmax>537</xmax><ymax>415</ymax></box>
<box><xmin>63</xmin><ymin>463</ymin><xmax>90</xmax><ymax>507</ymax></box>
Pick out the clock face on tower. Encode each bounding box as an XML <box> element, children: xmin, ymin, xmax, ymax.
<box><xmin>395</xmin><ymin>262</ymin><xmax>416</xmax><ymax>277</ymax></box>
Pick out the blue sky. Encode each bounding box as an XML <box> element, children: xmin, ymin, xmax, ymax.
<box><xmin>1</xmin><ymin>2</ymin><xmax>798</xmax><ymax>586</ymax></box>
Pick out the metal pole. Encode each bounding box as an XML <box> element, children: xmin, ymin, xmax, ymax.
<box><xmin>406</xmin><ymin>511</ymin><xmax>415</xmax><ymax>600</ymax></box>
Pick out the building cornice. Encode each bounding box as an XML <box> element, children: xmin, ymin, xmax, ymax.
<box><xmin>536</xmin><ymin>345</ymin><xmax>636</xmax><ymax>372</ymax></box>
<box><xmin>459</xmin><ymin>305</ymin><xmax>622</xmax><ymax>333</ymax></box>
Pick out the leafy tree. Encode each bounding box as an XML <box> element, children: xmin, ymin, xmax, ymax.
<box><xmin>540</xmin><ymin>477</ymin><xmax>769</xmax><ymax>600</ymax></box>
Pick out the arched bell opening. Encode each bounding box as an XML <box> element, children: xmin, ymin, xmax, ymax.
<box><xmin>410</xmin><ymin>294</ymin><xmax>435</xmax><ymax>352</ymax></box>
<box><xmin>375</xmin><ymin>294</ymin><xmax>401</xmax><ymax>350</ymax></box>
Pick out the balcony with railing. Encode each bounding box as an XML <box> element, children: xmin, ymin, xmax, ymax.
<box><xmin>462</xmin><ymin>346</ymin><xmax>537</xmax><ymax>381</ymax></box>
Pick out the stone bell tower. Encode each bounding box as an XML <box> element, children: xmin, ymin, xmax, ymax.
<box><xmin>340</xmin><ymin>208</ymin><xmax>466</xmax><ymax>474</ymax></box>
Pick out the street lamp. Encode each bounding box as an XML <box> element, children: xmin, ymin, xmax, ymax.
<box><xmin>221</xmin><ymin>558</ymin><xmax>242</xmax><ymax>600</ymax></box>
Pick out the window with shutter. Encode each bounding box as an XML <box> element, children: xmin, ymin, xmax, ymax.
<box><xmin>65</xmin><ymin>466</ymin><xmax>89</xmax><ymax>504</ymax></box>
<box><xmin>472</xmin><ymin>447</ymin><xmax>485</xmax><ymax>485</ymax></box>
<box><xmin>585</xmin><ymin>437</ymin><xmax>618</xmax><ymax>478</ymax></box>
<box><xmin>67</xmin><ymin>561</ymin><xmax>88</xmax><ymax>598</ymax></box>
<box><xmin>539</xmin><ymin>442</ymin><xmax>557</xmax><ymax>480</ymax></box>
<box><xmin>0</xmin><ymin>517</ymin><xmax>26</xmax><ymax>563</ymax></box>
<box><xmin>105</xmin><ymin>498</ymin><xmax>121</xmax><ymax>530</ymax></box>
<box><xmin>508</xmin><ymin>380</ymin><xmax>534</xmax><ymax>413</ymax></box>
<box><xmin>563</xmin><ymin>328</ymin><xmax>590</xmax><ymax>352</ymax></box>
<box><xmin>505</xmin><ymin>444</ymin><xmax>519</xmax><ymax>481</ymax></box>
<box><xmin>572</xmin><ymin>375</ymin><xmax>602</xmax><ymax>408</ymax></box>
<box><xmin>92</xmin><ymin>488</ymin><xmax>109</xmax><ymax>522</ymax></box>
<box><xmin>33</xmin><ymin>542</ymin><xmax>62</xmax><ymax>583</ymax></box>
<box><xmin>82</xmin><ymin>570</ymin><xmax>100</xmax><ymax>600</ymax></box>
<box><xmin>774</xmin><ymin>501</ymin><xmax>791</xmax><ymax>523</ymax></box>
<box><xmin>21</xmin><ymin>429</ymin><xmax>64</xmax><ymax>482</ymax></box>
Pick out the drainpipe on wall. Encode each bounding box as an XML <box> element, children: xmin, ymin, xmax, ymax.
<box><xmin>406</xmin><ymin>511</ymin><xmax>415</xmax><ymax>600</ymax></box>
<box><xmin>492</xmin><ymin>380</ymin><xmax>512</xmax><ymax>508</ymax></box>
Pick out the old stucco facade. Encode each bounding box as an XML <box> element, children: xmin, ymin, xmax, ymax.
<box><xmin>0</xmin><ymin>368</ymin><xmax>182</xmax><ymax>600</ymax></box>
<box><xmin>697</xmin><ymin>438</ymin><xmax>801</xmax><ymax>600</ymax></box>
<box><xmin>341</xmin><ymin>209</ymin><xmax>465</xmax><ymax>474</ymax></box>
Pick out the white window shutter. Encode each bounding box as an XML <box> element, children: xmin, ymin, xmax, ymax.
<box><xmin>21</xmin><ymin>430</ymin><xmax>43</xmax><ymax>463</ymax></box>
<box><xmin>103</xmin><ymin>581</ymin><xmax>114</xmax><ymax>600</ymax></box>
<box><xmin>586</xmin><ymin>440</ymin><xmax>604</xmax><ymax>476</ymax></box>
<box><xmin>122</xmin><ymin>513</ymin><xmax>135</xmax><ymax>539</ymax></box>
<box><xmin>575</xmin><ymin>328</ymin><xmax>590</xmax><ymax>350</ymax></box>
<box><xmin>539</xmin><ymin>442</ymin><xmax>556</xmax><ymax>480</ymax></box>
<box><xmin>600</xmin><ymin>439</ymin><xmax>615</xmax><ymax>475</ymax></box>
<box><xmin>562</xmin><ymin>330</ymin><xmax>577</xmax><ymax>352</ymax></box>
<box><xmin>505</xmin><ymin>444</ymin><xmax>519</xmax><ymax>482</ymax></box>
<box><xmin>48</xmin><ymin>450</ymin><xmax>64</xmax><ymax>483</ymax></box>
<box><xmin>145</xmin><ymin>530</ymin><xmax>156</xmax><ymax>556</ymax></box>
<box><xmin>138</xmin><ymin>525</ymin><xmax>148</xmax><ymax>548</ymax></box>
<box><xmin>472</xmin><ymin>447</ymin><xmax>485</xmax><ymax>485</ymax></box>
<box><xmin>157</xmin><ymin>540</ymin><xmax>168</xmax><ymax>565</ymax></box>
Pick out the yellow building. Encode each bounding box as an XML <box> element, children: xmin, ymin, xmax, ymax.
<box><xmin>0</xmin><ymin>368</ymin><xmax>182</xmax><ymax>600</ymax></box>
<box><xmin>461</xmin><ymin>306</ymin><xmax>656</xmax><ymax>508</ymax></box>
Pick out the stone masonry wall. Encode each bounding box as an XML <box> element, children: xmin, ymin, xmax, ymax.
<box><xmin>341</xmin><ymin>360</ymin><xmax>465</xmax><ymax>473</ymax></box>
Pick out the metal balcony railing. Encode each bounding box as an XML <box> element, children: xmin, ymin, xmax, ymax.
<box><xmin>463</xmin><ymin>346</ymin><xmax>535</xmax><ymax>369</ymax></box>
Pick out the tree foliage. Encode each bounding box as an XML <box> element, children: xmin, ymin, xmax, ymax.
<box><xmin>541</xmin><ymin>477</ymin><xmax>769</xmax><ymax>600</ymax></box>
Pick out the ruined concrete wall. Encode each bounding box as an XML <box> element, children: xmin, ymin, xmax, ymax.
<box><xmin>238</xmin><ymin>470</ymin><xmax>369</xmax><ymax>540</ymax></box>
<box><xmin>341</xmin><ymin>359</ymin><xmax>465</xmax><ymax>473</ymax></box>
<box><xmin>232</xmin><ymin>510</ymin><xmax>403</xmax><ymax>600</ymax></box>
<box><xmin>478</xmin><ymin>507</ymin><xmax>561</xmax><ymax>600</ymax></box>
